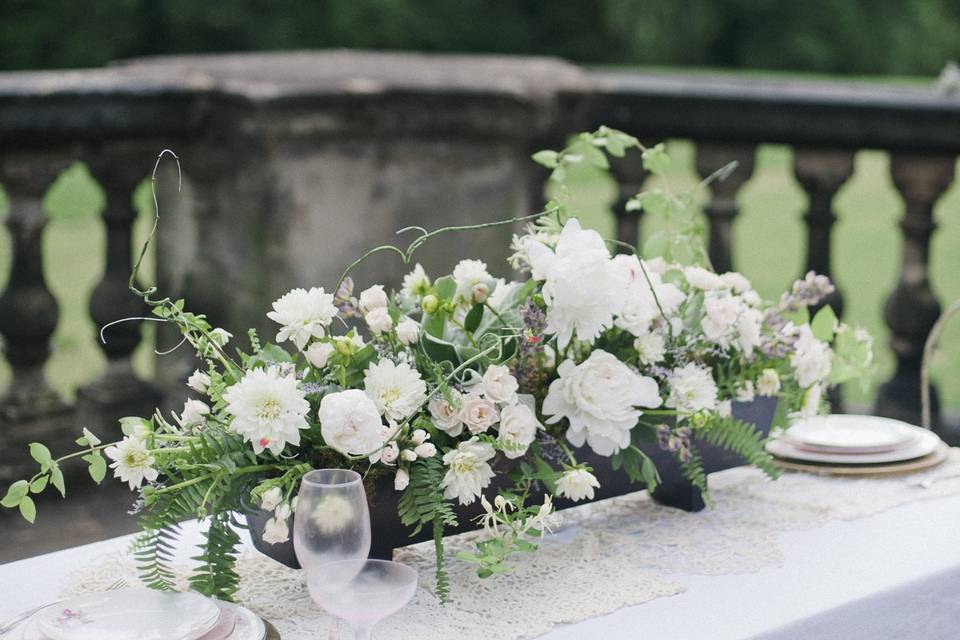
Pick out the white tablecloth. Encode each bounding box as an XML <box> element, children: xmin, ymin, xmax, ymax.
<box><xmin>3</xmin><ymin>471</ymin><xmax>960</xmax><ymax>639</ymax></box>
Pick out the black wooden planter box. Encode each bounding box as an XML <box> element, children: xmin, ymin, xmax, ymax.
<box><xmin>247</xmin><ymin>397</ymin><xmax>777</xmax><ymax>568</ymax></box>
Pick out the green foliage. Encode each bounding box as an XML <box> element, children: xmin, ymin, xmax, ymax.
<box><xmin>189</xmin><ymin>512</ymin><xmax>243</xmax><ymax>601</ymax></box>
<box><xmin>701</xmin><ymin>416</ymin><xmax>781</xmax><ymax>481</ymax></box>
<box><xmin>679</xmin><ymin>445</ymin><xmax>709</xmax><ymax>505</ymax></box>
<box><xmin>612</xmin><ymin>446</ymin><xmax>660</xmax><ymax>492</ymax></box>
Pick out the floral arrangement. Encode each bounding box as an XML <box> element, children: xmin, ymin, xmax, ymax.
<box><xmin>2</xmin><ymin>128</ymin><xmax>872</xmax><ymax>602</ymax></box>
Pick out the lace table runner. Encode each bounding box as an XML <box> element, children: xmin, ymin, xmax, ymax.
<box><xmin>64</xmin><ymin>449</ymin><xmax>960</xmax><ymax>640</ymax></box>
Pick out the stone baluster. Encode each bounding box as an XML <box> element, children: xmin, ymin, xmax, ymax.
<box><xmin>793</xmin><ymin>148</ymin><xmax>855</xmax><ymax>319</ymax></box>
<box><xmin>0</xmin><ymin>153</ymin><xmax>71</xmax><ymax>422</ymax></box>
<box><xmin>76</xmin><ymin>148</ymin><xmax>160</xmax><ymax>438</ymax></box>
<box><xmin>696</xmin><ymin>143</ymin><xmax>755</xmax><ymax>273</ymax></box>
<box><xmin>875</xmin><ymin>153</ymin><xmax>955</xmax><ymax>430</ymax></box>
<box><xmin>609</xmin><ymin>150</ymin><xmax>647</xmax><ymax>251</ymax></box>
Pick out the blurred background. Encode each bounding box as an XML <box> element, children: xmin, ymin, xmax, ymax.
<box><xmin>1</xmin><ymin>0</ymin><xmax>959</xmax><ymax>560</ymax></box>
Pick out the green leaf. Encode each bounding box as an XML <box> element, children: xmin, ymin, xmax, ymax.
<box><xmin>120</xmin><ymin>416</ymin><xmax>150</xmax><ymax>437</ymax></box>
<box><xmin>642</xmin><ymin>143</ymin><xmax>671</xmax><ymax>174</ymax></box>
<box><xmin>258</xmin><ymin>343</ymin><xmax>294</xmax><ymax>364</ymax></box>
<box><xmin>531</xmin><ymin>150</ymin><xmax>559</xmax><ymax>168</ymax></box>
<box><xmin>419</xmin><ymin>332</ymin><xmax>459</xmax><ymax>366</ymax></box>
<box><xmin>811</xmin><ymin>305</ymin><xmax>838</xmax><ymax>342</ymax></box>
<box><xmin>19</xmin><ymin>495</ymin><xmax>36</xmax><ymax>523</ymax></box>
<box><xmin>2</xmin><ymin>480</ymin><xmax>29</xmax><ymax>507</ymax></box>
<box><xmin>422</xmin><ymin>312</ymin><xmax>446</xmax><ymax>339</ymax></box>
<box><xmin>88</xmin><ymin>453</ymin><xmax>107</xmax><ymax>484</ymax></box>
<box><xmin>464</xmin><ymin>304</ymin><xmax>484</xmax><ymax>333</ymax></box>
<box><xmin>643</xmin><ymin>230</ymin><xmax>668</xmax><ymax>258</ymax></box>
<box><xmin>29</xmin><ymin>443</ymin><xmax>53</xmax><ymax>468</ymax></box>
<box><xmin>781</xmin><ymin>307</ymin><xmax>810</xmax><ymax>327</ymax></box>
<box><xmin>432</xmin><ymin>276</ymin><xmax>457</xmax><ymax>301</ymax></box>
<box><xmin>82</xmin><ymin>427</ymin><xmax>101</xmax><ymax>446</ymax></box>
<box><xmin>30</xmin><ymin>476</ymin><xmax>49</xmax><ymax>493</ymax></box>
<box><xmin>50</xmin><ymin>467</ymin><xmax>66</xmax><ymax>497</ymax></box>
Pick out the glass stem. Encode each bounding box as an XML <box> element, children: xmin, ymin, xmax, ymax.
<box><xmin>352</xmin><ymin>622</ymin><xmax>374</xmax><ymax>640</ymax></box>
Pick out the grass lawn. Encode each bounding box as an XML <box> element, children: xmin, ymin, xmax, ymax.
<box><xmin>0</xmin><ymin>142</ymin><xmax>958</xmax><ymax>412</ymax></box>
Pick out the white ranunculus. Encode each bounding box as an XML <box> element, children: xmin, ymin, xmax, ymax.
<box><xmin>684</xmin><ymin>266</ymin><xmax>725</xmax><ymax>291</ymax></box>
<box><xmin>395</xmin><ymin>317</ymin><xmax>420</xmax><ymax>345</ymax></box>
<box><xmin>556</xmin><ymin>468</ymin><xmax>600</xmax><ymax>502</ymax></box>
<box><xmin>757</xmin><ymin>368</ymin><xmax>782</xmax><ymax>396</ymax></box>
<box><xmin>612</xmin><ymin>255</ymin><xmax>685</xmax><ymax>337</ymax></box>
<box><xmin>527</xmin><ymin>219</ymin><xmax>625</xmax><ymax>349</ymax></box>
<box><xmin>791</xmin><ymin>325</ymin><xmax>833</xmax><ymax>388</ymax></box>
<box><xmin>481</xmin><ymin>364</ymin><xmax>519</xmax><ymax>404</ymax></box>
<box><xmin>429</xmin><ymin>392</ymin><xmax>464</xmax><ymax>436</ymax></box>
<box><xmin>666</xmin><ymin>363</ymin><xmax>718</xmax><ymax>415</ymax></box>
<box><xmin>262</xmin><ymin>517</ymin><xmax>290</xmax><ymax>545</ymax></box>
<box><xmin>736</xmin><ymin>306</ymin><xmax>764</xmax><ymax>354</ymax></box>
<box><xmin>305</xmin><ymin>341</ymin><xmax>335</xmax><ymax>369</ymax></box>
<box><xmin>634</xmin><ymin>332</ymin><xmax>666</xmax><ymax>365</ymax></box>
<box><xmin>187</xmin><ymin>369</ymin><xmax>211</xmax><ymax>394</ymax></box>
<box><xmin>441</xmin><ymin>438</ymin><xmax>496</xmax><ymax>506</ymax></box>
<box><xmin>318</xmin><ymin>389</ymin><xmax>387</xmax><ymax>456</ymax></box>
<box><xmin>364</xmin><ymin>306</ymin><xmax>394</xmax><ymax>336</ymax></box>
<box><xmin>259</xmin><ymin>487</ymin><xmax>283</xmax><ymax>511</ymax></box>
<box><xmin>104</xmin><ymin>436</ymin><xmax>158</xmax><ymax>490</ymax></box>
<box><xmin>400</xmin><ymin>264</ymin><xmax>431</xmax><ymax>304</ymax></box>
<box><xmin>453</xmin><ymin>259</ymin><xmax>493</xmax><ymax>302</ymax></box>
<box><xmin>358</xmin><ymin>284</ymin><xmax>389</xmax><ymax>314</ymax></box>
<box><xmin>364</xmin><ymin>360</ymin><xmax>427</xmax><ymax>421</ymax></box>
<box><xmin>720</xmin><ymin>271</ymin><xmax>753</xmax><ymax>293</ymax></box>
<box><xmin>267</xmin><ymin>287</ymin><xmax>338</xmax><ymax>349</ymax></box>
<box><xmin>223</xmin><ymin>367</ymin><xmax>310</xmax><ymax>455</ymax></box>
<box><xmin>394</xmin><ymin>468</ymin><xmax>410</xmax><ymax>491</ymax></box>
<box><xmin>497</xmin><ymin>403</ymin><xmax>540</xmax><ymax>459</ymax></box>
<box><xmin>701</xmin><ymin>291</ymin><xmax>743</xmax><ymax>348</ymax></box>
<box><xmin>542</xmin><ymin>350</ymin><xmax>663</xmax><ymax>456</ymax></box>
<box><xmin>177</xmin><ymin>398</ymin><xmax>210</xmax><ymax>429</ymax></box>
<box><xmin>459</xmin><ymin>394</ymin><xmax>500</xmax><ymax>435</ymax></box>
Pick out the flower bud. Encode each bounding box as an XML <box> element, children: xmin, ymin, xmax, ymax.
<box><xmin>421</xmin><ymin>294</ymin><xmax>440</xmax><ymax>315</ymax></box>
<box><xmin>471</xmin><ymin>282</ymin><xmax>490</xmax><ymax>304</ymax></box>
<box><xmin>401</xmin><ymin>449</ymin><xmax>418</xmax><ymax>462</ymax></box>
<box><xmin>410</xmin><ymin>429</ymin><xmax>428</xmax><ymax>446</ymax></box>
<box><xmin>394</xmin><ymin>469</ymin><xmax>410</xmax><ymax>491</ymax></box>
<box><xmin>413</xmin><ymin>442</ymin><xmax>437</xmax><ymax>458</ymax></box>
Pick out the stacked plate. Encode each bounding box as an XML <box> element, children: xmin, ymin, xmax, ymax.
<box><xmin>10</xmin><ymin>589</ymin><xmax>268</xmax><ymax>640</ymax></box>
<box><xmin>766</xmin><ymin>414</ymin><xmax>948</xmax><ymax>475</ymax></box>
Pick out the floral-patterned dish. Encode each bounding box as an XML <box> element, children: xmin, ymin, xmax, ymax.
<box><xmin>33</xmin><ymin>589</ymin><xmax>220</xmax><ymax>640</ymax></box>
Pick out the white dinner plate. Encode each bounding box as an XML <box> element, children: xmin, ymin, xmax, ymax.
<box><xmin>767</xmin><ymin>422</ymin><xmax>941</xmax><ymax>465</ymax></box>
<box><xmin>783</xmin><ymin>414</ymin><xmax>918</xmax><ymax>454</ymax></box>
<box><xmin>17</xmin><ymin>599</ymin><xmax>265</xmax><ymax>640</ymax></box>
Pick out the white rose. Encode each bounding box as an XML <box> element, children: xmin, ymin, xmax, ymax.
<box><xmin>262</xmin><ymin>517</ymin><xmax>289</xmax><ymax>545</ymax></box>
<box><xmin>720</xmin><ymin>271</ymin><xmax>753</xmax><ymax>293</ymax></box>
<box><xmin>394</xmin><ymin>468</ymin><xmax>410</xmax><ymax>491</ymax></box>
<box><xmin>481</xmin><ymin>364</ymin><xmax>519</xmax><ymax>404</ymax></box>
<box><xmin>634</xmin><ymin>332</ymin><xmax>666</xmax><ymax>365</ymax></box>
<box><xmin>497</xmin><ymin>403</ymin><xmax>540</xmax><ymax>459</ymax></box>
<box><xmin>305</xmin><ymin>341</ymin><xmax>335</xmax><ymax>369</ymax></box>
<box><xmin>684</xmin><ymin>266</ymin><xmax>725</xmax><ymax>290</ymax></box>
<box><xmin>379</xmin><ymin>441</ymin><xmax>400</xmax><ymax>464</ymax></box>
<box><xmin>414</xmin><ymin>442</ymin><xmax>437</xmax><ymax>458</ymax></box>
<box><xmin>187</xmin><ymin>369</ymin><xmax>211</xmax><ymax>394</ymax></box>
<box><xmin>459</xmin><ymin>394</ymin><xmax>500</xmax><ymax>435</ymax></box>
<box><xmin>701</xmin><ymin>292</ymin><xmax>743</xmax><ymax>348</ymax></box>
<box><xmin>365</xmin><ymin>306</ymin><xmax>394</xmax><ymax>336</ymax></box>
<box><xmin>429</xmin><ymin>392</ymin><xmax>464</xmax><ymax>436</ymax></box>
<box><xmin>395</xmin><ymin>317</ymin><xmax>420</xmax><ymax>345</ymax></box>
<box><xmin>542</xmin><ymin>350</ymin><xmax>662</xmax><ymax>457</ymax></box>
<box><xmin>736</xmin><ymin>306</ymin><xmax>764</xmax><ymax>354</ymax></box>
<box><xmin>359</xmin><ymin>284</ymin><xmax>389</xmax><ymax>314</ymax></box>
<box><xmin>757</xmin><ymin>369</ymin><xmax>781</xmax><ymax>396</ymax></box>
<box><xmin>259</xmin><ymin>486</ymin><xmax>283</xmax><ymax>511</ymax></box>
<box><xmin>791</xmin><ymin>325</ymin><xmax>833</xmax><ymax>388</ymax></box>
<box><xmin>318</xmin><ymin>389</ymin><xmax>386</xmax><ymax>456</ymax></box>
<box><xmin>556</xmin><ymin>468</ymin><xmax>600</xmax><ymax>502</ymax></box>
<box><xmin>274</xmin><ymin>502</ymin><xmax>291</xmax><ymax>521</ymax></box>
<box><xmin>177</xmin><ymin>398</ymin><xmax>210</xmax><ymax>429</ymax></box>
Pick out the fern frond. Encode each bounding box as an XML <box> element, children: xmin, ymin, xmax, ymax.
<box><xmin>702</xmin><ymin>416</ymin><xmax>780</xmax><ymax>480</ymax></box>
<box><xmin>189</xmin><ymin>512</ymin><xmax>242</xmax><ymax>601</ymax></box>
<box><xmin>679</xmin><ymin>445</ymin><xmax>708</xmax><ymax>502</ymax></box>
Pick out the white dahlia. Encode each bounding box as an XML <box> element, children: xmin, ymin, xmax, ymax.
<box><xmin>266</xmin><ymin>287</ymin><xmax>338</xmax><ymax>349</ymax></box>
<box><xmin>556</xmin><ymin>468</ymin><xmax>601</xmax><ymax>502</ymax></box>
<box><xmin>104</xmin><ymin>436</ymin><xmax>158</xmax><ymax>490</ymax></box>
<box><xmin>363</xmin><ymin>359</ymin><xmax>427</xmax><ymax>421</ymax></box>
<box><xmin>666</xmin><ymin>363</ymin><xmax>718</xmax><ymax>415</ymax></box>
<box><xmin>441</xmin><ymin>438</ymin><xmax>496</xmax><ymax>506</ymax></box>
<box><xmin>452</xmin><ymin>259</ymin><xmax>494</xmax><ymax>302</ymax></box>
<box><xmin>543</xmin><ymin>350</ymin><xmax>663</xmax><ymax>456</ymax></box>
<box><xmin>223</xmin><ymin>367</ymin><xmax>310</xmax><ymax>455</ymax></box>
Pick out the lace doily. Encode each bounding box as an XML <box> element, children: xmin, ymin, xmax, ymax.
<box><xmin>63</xmin><ymin>449</ymin><xmax>960</xmax><ymax>640</ymax></box>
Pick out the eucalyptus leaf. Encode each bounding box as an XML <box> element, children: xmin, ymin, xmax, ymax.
<box><xmin>2</xmin><ymin>479</ymin><xmax>29</xmax><ymax>507</ymax></box>
<box><xmin>432</xmin><ymin>275</ymin><xmax>457</xmax><ymax>301</ymax></box>
<box><xmin>464</xmin><ymin>304</ymin><xmax>484</xmax><ymax>333</ymax></box>
<box><xmin>29</xmin><ymin>443</ymin><xmax>53</xmax><ymax>467</ymax></box>
<box><xmin>88</xmin><ymin>453</ymin><xmax>107</xmax><ymax>484</ymax></box>
<box><xmin>19</xmin><ymin>495</ymin><xmax>36</xmax><ymax>523</ymax></box>
<box><xmin>50</xmin><ymin>467</ymin><xmax>66</xmax><ymax>497</ymax></box>
<box><xmin>30</xmin><ymin>476</ymin><xmax>49</xmax><ymax>493</ymax></box>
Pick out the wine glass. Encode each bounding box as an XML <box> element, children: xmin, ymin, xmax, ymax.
<box><xmin>307</xmin><ymin>559</ymin><xmax>418</xmax><ymax>640</ymax></box>
<box><xmin>294</xmin><ymin>469</ymin><xmax>371</xmax><ymax>573</ymax></box>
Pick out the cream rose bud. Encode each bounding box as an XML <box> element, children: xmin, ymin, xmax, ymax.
<box><xmin>394</xmin><ymin>468</ymin><xmax>410</xmax><ymax>491</ymax></box>
<box><xmin>497</xmin><ymin>404</ymin><xmax>540</xmax><ymax>459</ymax></box>
<box><xmin>429</xmin><ymin>392</ymin><xmax>464</xmax><ymax>436</ymax></box>
<box><xmin>471</xmin><ymin>282</ymin><xmax>490</xmax><ymax>304</ymax></box>
<box><xmin>259</xmin><ymin>486</ymin><xmax>283</xmax><ymax>511</ymax></box>
<box><xmin>481</xmin><ymin>364</ymin><xmax>519</xmax><ymax>404</ymax></box>
<box><xmin>757</xmin><ymin>369</ymin><xmax>781</xmax><ymax>396</ymax></box>
<box><xmin>274</xmin><ymin>502</ymin><xmax>291</xmax><ymax>521</ymax></box>
<box><xmin>401</xmin><ymin>449</ymin><xmax>418</xmax><ymax>462</ymax></box>
<box><xmin>379</xmin><ymin>441</ymin><xmax>400</xmax><ymax>464</ymax></box>
<box><xmin>556</xmin><ymin>468</ymin><xmax>601</xmax><ymax>502</ymax></box>
<box><xmin>395</xmin><ymin>317</ymin><xmax>420</xmax><ymax>345</ymax></box>
<box><xmin>187</xmin><ymin>369</ymin><xmax>211</xmax><ymax>394</ymax></box>
<box><xmin>305</xmin><ymin>341</ymin><xmax>335</xmax><ymax>369</ymax></box>
<box><xmin>319</xmin><ymin>389</ymin><xmax>387</xmax><ymax>456</ymax></box>
<box><xmin>410</xmin><ymin>429</ymin><xmax>428</xmax><ymax>446</ymax></box>
<box><xmin>262</xmin><ymin>517</ymin><xmax>289</xmax><ymax>545</ymax></box>
<box><xmin>459</xmin><ymin>394</ymin><xmax>500</xmax><ymax>434</ymax></box>
<box><xmin>365</xmin><ymin>306</ymin><xmax>394</xmax><ymax>336</ymax></box>
<box><xmin>359</xmin><ymin>284</ymin><xmax>389</xmax><ymax>314</ymax></box>
<box><xmin>414</xmin><ymin>442</ymin><xmax>437</xmax><ymax>458</ymax></box>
